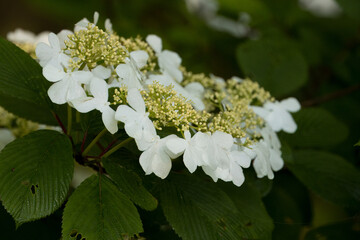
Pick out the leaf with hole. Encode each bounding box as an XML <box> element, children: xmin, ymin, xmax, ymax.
<box><xmin>0</xmin><ymin>130</ymin><xmax>73</xmax><ymax>225</ymax></box>
<box><xmin>62</xmin><ymin>174</ymin><xmax>143</xmax><ymax>240</ymax></box>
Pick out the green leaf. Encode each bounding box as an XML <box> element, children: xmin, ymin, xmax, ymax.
<box><xmin>355</xmin><ymin>140</ymin><xmax>360</xmax><ymax>147</ymax></box>
<box><xmin>221</xmin><ymin>182</ymin><xmax>274</xmax><ymax>239</ymax></box>
<box><xmin>287</xmin><ymin>150</ymin><xmax>360</xmax><ymax>208</ymax></box>
<box><xmin>0</xmin><ymin>37</ymin><xmax>59</xmax><ymax>125</ymax></box>
<box><xmin>336</xmin><ymin>0</ymin><xmax>360</xmax><ymax>21</ymax></box>
<box><xmin>305</xmin><ymin>219</ymin><xmax>360</xmax><ymax>240</ymax></box>
<box><xmin>62</xmin><ymin>174</ymin><xmax>143</xmax><ymax>240</ymax></box>
<box><xmin>0</xmin><ymin>130</ymin><xmax>73</xmax><ymax>224</ymax></box>
<box><xmin>103</xmin><ymin>157</ymin><xmax>158</xmax><ymax>211</ymax></box>
<box><xmin>158</xmin><ymin>174</ymin><xmax>271</xmax><ymax>240</ymax></box>
<box><xmin>263</xmin><ymin>173</ymin><xmax>311</xmax><ymax>240</ymax></box>
<box><xmin>236</xmin><ymin>37</ymin><xmax>308</xmax><ymax>97</ymax></box>
<box><xmin>280</xmin><ymin>108</ymin><xmax>349</xmax><ymax>148</ymax></box>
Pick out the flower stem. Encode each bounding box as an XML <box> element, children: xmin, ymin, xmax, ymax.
<box><xmin>67</xmin><ymin>105</ymin><xmax>72</xmax><ymax>136</ymax></box>
<box><xmin>82</xmin><ymin>128</ymin><xmax>108</xmax><ymax>157</ymax></box>
<box><xmin>101</xmin><ymin>138</ymin><xmax>133</xmax><ymax>159</ymax></box>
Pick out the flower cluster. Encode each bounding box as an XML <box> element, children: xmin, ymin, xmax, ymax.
<box><xmin>32</xmin><ymin>12</ymin><xmax>300</xmax><ymax>187</ymax></box>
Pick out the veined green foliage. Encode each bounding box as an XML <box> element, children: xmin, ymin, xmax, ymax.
<box><xmin>0</xmin><ymin>130</ymin><xmax>73</xmax><ymax>225</ymax></box>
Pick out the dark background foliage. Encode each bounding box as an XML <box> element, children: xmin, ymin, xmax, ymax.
<box><xmin>0</xmin><ymin>0</ymin><xmax>359</xmax><ymax>239</ymax></box>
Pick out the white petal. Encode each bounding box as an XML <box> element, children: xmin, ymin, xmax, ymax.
<box><xmin>140</xmin><ymin>147</ymin><xmax>156</xmax><ymax>174</ymax></box>
<box><xmin>231</xmin><ymin>151</ymin><xmax>251</xmax><ymax>168</ymax></box>
<box><xmin>166</xmin><ymin>137</ymin><xmax>186</xmax><ymax>155</ymax></box>
<box><xmin>57</xmin><ymin>30</ymin><xmax>72</xmax><ymax>49</ymax></box>
<box><xmin>135</xmin><ymin>132</ymin><xmax>157</xmax><ymax>151</ymax></box>
<box><xmin>48</xmin><ymin>32</ymin><xmax>60</xmax><ymax>51</ymax></box>
<box><xmin>115</xmin><ymin>105</ymin><xmax>139</xmax><ymax>123</ymax></box>
<box><xmin>184</xmin><ymin>82</ymin><xmax>204</xmax><ymax>96</ymax></box>
<box><xmin>230</xmin><ymin>162</ymin><xmax>245</xmax><ymax>187</ymax></box>
<box><xmin>183</xmin><ymin>147</ymin><xmax>202</xmax><ymax>173</ymax></box>
<box><xmin>266</xmin><ymin>112</ymin><xmax>283</xmax><ymax>132</ymax></box>
<box><xmin>72</xmin><ymin>71</ymin><xmax>93</xmax><ymax>84</ymax></box>
<box><xmin>102</xmin><ymin>107</ymin><xmax>118</xmax><ymax>134</ymax></box>
<box><xmin>281</xmin><ymin>112</ymin><xmax>297</xmax><ymax>133</ymax></box>
<box><xmin>130</xmin><ymin>50</ymin><xmax>149</xmax><ymax>69</ymax></box>
<box><xmin>160</xmin><ymin>50</ymin><xmax>181</xmax><ymax>66</ymax></box>
<box><xmin>146</xmin><ymin>34</ymin><xmax>162</xmax><ymax>53</ymax></box>
<box><xmin>269</xmin><ymin>149</ymin><xmax>284</xmax><ymax>171</ymax></box>
<box><xmin>66</xmin><ymin>79</ymin><xmax>86</xmax><ymax>102</ymax></box>
<box><xmin>43</xmin><ymin>62</ymin><xmax>65</xmax><ymax>82</ymax></box>
<box><xmin>0</xmin><ymin>129</ymin><xmax>15</xmax><ymax>151</ymax></box>
<box><xmin>251</xmin><ymin>106</ymin><xmax>270</xmax><ymax>119</ymax></box>
<box><xmin>152</xmin><ymin>151</ymin><xmax>172</xmax><ymax>179</ymax></box>
<box><xmin>280</xmin><ymin>97</ymin><xmax>301</xmax><ymax>112</ymax></box>
<box><xmin>105</xmin><ymin>19</ymin><xmax>113</xmax><ymax>32</ymax></box>
<box><xmin>124</xmin><ymin>120</ymin><xmax>143</xmax><ymax>139</ymax></box>
<box><xmin>115</xmin><ymin>63</ymin><xmax>131</xmax><ymax>80</ymax></box>
<box><xmin>90</xmin><ymin>78</ymin><xmax>108</xmax><ymax>102</ymax></box>
<box><xmin>212</xmin><ymin>131</ymin><xmax>233</xmax><ymax>150</ymax></box>
<box><xmin>93</xmin><ymin>12</ymin><xmax>99</xmax><ymax>25</ymax></box>
<box><xmin>72</xmin><ymin>97</ymin><xmax>98</xmax><ymax>113</ymax></box>
<box><xmin>35</xmin><ymin>42</ymin><xmax>53</xmax><ymax>67</ymax></box>
<box><xmin>48</xmin><ymin>79</ymin><xmax>70</xmax><ymax>104</ymax></box>
<box><xmin>190</xmin><ymin>97</ymin><xmax>205</xmax><ymax>111</ymax></box>
<box><xmin>92</xmin><ymin>65</ymin><xmax>111</xmax><ymax>79</ymax></box>
<box><xmin>202</xmin><ymin>166</ymin><xmax>218</xmax><ymax>182</ymax></box>
<box><xmin>127</xmin><ymin>88</ymin><xmax>145</xmax><ymax>113</ymax></box>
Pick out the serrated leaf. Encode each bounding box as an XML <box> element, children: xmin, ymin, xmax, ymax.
<box><xmin>288</xmin><ymin>150</ymin><xmax>360</xmax><ymax>208</ymax></box>
<box><xmin>236</xmin><ymin>37</ymin><xmax>308</xmax><ymax>97</ymax></box>
<box><xmin>221</xmin><ymin>182</ymin><xmax>274</xmax><ymax>239</ymax></box>
<box><xmin>103</xmin><ymin>157</ymin><xmax>158</xmax><ymax>211</ymax></box>
<box><xmin>0</xmin><ymin>37</ymin><xmax>59</xmax><ymax>125</ymax></box>
<box><xmin>263</xmin><ymin>173</ymin><xmax>311</xmax><ymax>240</ymax></box>
<box><xmin>0</xmin><ymin>130</ymin><xmax>73</xmax><ymax>224</ymax></box>
<box><xmin>159</xmin><ymin>174</ymin><xmax>267</xmax><ymax>240</ymax></box>
<box><xmin>62</xmin><ymin>174</ymin><xmax>143</xmax><ymax>240</ymax></box>
<box><xmin>280</xmin><ymin>108</ymin><xmax>349</xmax><ymax>148</ymax></box>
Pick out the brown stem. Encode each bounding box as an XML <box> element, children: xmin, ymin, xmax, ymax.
<box><xmin>301</xmin><ymin>84</ymin><xmax>360</xmax><ymax>107</ymax></box>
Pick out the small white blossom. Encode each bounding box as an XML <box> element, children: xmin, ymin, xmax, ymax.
<box><xmin>139</xmin><ymin>134</ymin><xmax>181</xmax><ymax>179</ymax></box>
<box><xmin>74</xmin><ymin>12</ymin><xmax>99</xmax><ymax>32</ymax></box>
<box><xmin>166</xmin><ymin>130</ymin><xmax>209</xmax><ymax>173</ymax></box>
<box><xmin>251</xmin><ymin>125</ymin><xmax>284</xmax><ymax>179</ymax></box>
<box><xmin>115</xmin><ymin>88</ymin><xmax>155</xmax><ymax>140</ymax></box>
<box><xmin>43</xmin><ymin>58</ymin><xmax>93</xmax><ymax>105</ymax></box>
<box><xmin>72</xmin><ymin>66</ymin><xmax>118</xmax><ymax>134</ymax></box>
<box><xmin>35</xmin><ymin>32</ymin><xmax>65</xmax><ymax>67</ymax></box>
<box><xmin>115</xmin><ymin>50</ymin><xmax>149</xmax><ymax>90</ymax></box>
<box><xmin>146</xmin><ymin>34</ymin><xmax>183</xmax><ymax>83</ymax></box>
<box><xmin>7</xmin><ymin>28</ymin><xmax>49</xmax><ymax>45</ymax></box>
<box><xmin>252</xmin><ymin>97</ymin><xmax>301</xmax><ymax>133</ymax></box>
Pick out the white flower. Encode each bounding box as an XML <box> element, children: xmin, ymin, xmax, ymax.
<box><xmin>201</xmin><ymin>132</ymin><xmax>251</xmax><ymax>186</ymax></box>
<box><xmin>43</xmin><ymin>57</ymin><xmax>93</xmax><ymax>104</ymax></box>
<box><xmin>7</xmin><ymin>28</ymin><xmax>49</xmax><ymax>45</ymax></box>
<box><xmin>139</xmin><ymin>134</ymin><xmax>181</xmax><ymax>179</ymax></box>
<box><xmin>146</xmin><ymin>34</ymin><xmax>183</xmax><ymax>83</ymax></box>
<box><xmin>35</xmin><ymin>32</ymin><xmax>65</xmax><ymax>67</ymax></box>
<box><xmin>252</xmin><ymin>97</ymin><xmax>301</xmax><ymax>133</ymax></box>
<box><xmin>251</xmin><ymin>125</ymin><xmax>284</xmax><ymax>179</ymax></box>
<box><xmin>166</xmin><ymin>130</ymin><xmax>208</xmax><ymax>173</ymax></box>
<box><xmin>115</xmin><ymin>50</ymin><xmax>149</xmax><ymax>90</ymax></box>
<box><xmin>0</xmin><ymin>129</ymin><xmax>15</xmax><ymax>151</ymax></box>
<box><xmin>71</xmin><ymin>66</ymin><xmax>118</xmax><ymax>134</ymax></box>
<box><xmin>74</xmin><ymin>12</ymin><xmax>99</xmax><ymax>32</ymax></box>
<box><xmin>115</xmin><ymin>88</ymin><xmax>155</xmax><ymax>140</ymax></box>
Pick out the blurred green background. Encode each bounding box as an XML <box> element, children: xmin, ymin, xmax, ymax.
<box><xmin>0</xmin><ymin>0</ymin><xmax>359</xmax><ymax>239</ymax></box>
